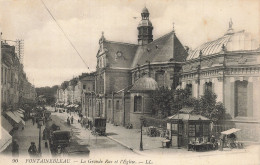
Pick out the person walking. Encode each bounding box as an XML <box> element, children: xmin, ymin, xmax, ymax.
<box><xmin>71</xmin><ymin>116</ymin><xmax>74</xmax><ymax>124</ymax></box>
<box><xmin>67</xmin><ymin>117</ymin><xmax>70</xmax><ymax>125</ymax></box>
<box><xmin>28</xmin><ymin>142</ymin><xmax>38</xmax><ymax>157</ymax></box>
<box><xmin>32</xmin><ymin>117</ymin><xmax>35</xmax><ymax>125</ymax></box>
<box><xmin>12</xmin><ymin>140</ymin><xmax>19</xmax><ymax>157</ymax></box>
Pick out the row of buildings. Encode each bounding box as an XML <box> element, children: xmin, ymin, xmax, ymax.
<box><xmin>56</xmin><ymin>73</ymin><xmax>95</xmax><ymax>108</ymax></box>
<box><xmin>56</xmin><ymin>7</ymin><xmax>260</xmax><ymax>142</ymax></box>
<box><xmin>1</xmin><ymin>40</ymin><xmax>37</xmax><ymax>110</ymax></box>
<box><xmin>1</xmin><ymin>35</ymin><xmax>37</xmax><ymax>152</ymax></box>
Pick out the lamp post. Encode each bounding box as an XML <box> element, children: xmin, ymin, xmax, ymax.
<box><xmin>38</xmin><ymin>118</ymin><xmax>43</xmax><ymax>155</ymax></box>
<box><xmin>140</xmin><ymin>116</ymin><xmax>145</xmax><ymax>151</ymax></box>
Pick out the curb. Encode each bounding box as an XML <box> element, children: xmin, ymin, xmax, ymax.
<box><xmin>106</xmin><ymin>136</ymin><xmax>146</xmax><ymax>156</ymax></box>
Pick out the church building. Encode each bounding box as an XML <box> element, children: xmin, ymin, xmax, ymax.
<box><xmin>84</xmin><ymin>7</ymin><xmax>188</xmax><ymax>128</ymax></box>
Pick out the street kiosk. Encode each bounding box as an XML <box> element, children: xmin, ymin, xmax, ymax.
<box><xmin>167</xmin><ymin>107</ymin><xmax>212</xmax><ymax>149</ymax></box>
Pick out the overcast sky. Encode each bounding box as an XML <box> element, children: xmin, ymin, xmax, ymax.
<box><xmin>0</xmin><ymin>0</ymin><xmax>259</xmax><ymax>87</ymax></box>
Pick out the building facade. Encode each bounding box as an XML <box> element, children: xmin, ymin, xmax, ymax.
<box><xmin>181</xmin><ymin>23</ymin><xmax>260</xmax><ymax>141</ymax></box>
<box><xmin>1</xmin><ymin>41</ymin><xmax>36</xmax><ymax>110</ymax></box>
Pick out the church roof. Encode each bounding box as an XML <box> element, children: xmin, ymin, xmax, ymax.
<box><xmin>138</xmin><ymin>19</ymin><xmax>153</xmax><ymax>27</ymax></box>
<box><xmin>131</xmin><ymin>31</ymin><xmax>188</xmax><ymax>67</ymax></box>
<box><xmin>102</xmin><ymin>40</ymin><xmax>138</xmax><ymax>68</ymax></box>
<box><xmin>130</xmin><ymin>77</ymin><xmax>158</xmax><ymax>92</ymax></box>
<box><xmin>187</xmin><ymin>30</ymin><xmax>259</xmax><ymax>60</ymax></box>
<box><xmin>142</xmin><ymin>7</ymin><xmax>149</xmax><ymax>14</ymax></box>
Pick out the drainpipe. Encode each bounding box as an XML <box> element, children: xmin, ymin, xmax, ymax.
<box><xmin>112</xmin><ymin>92</ymin><xmax>114</xmax><ymax>123</ymax></box>
<box><xmin>197</xmin><ymin>50</ymin><xmax>202</xmax><ymax>97</ymax></box>
<box><xmin>123</xmin><ymin>91</ymin><xmax>126</xmax><ymax>127</ymax></box>
<box><xmin>222</xmin><ymin>44</ymin><xmax>226</xmax><ymax>107</ymax></box>
<box><xmin>91</xmin><ymin>92</ymin><xmax>93</xmax><ymax>118</ymax></box>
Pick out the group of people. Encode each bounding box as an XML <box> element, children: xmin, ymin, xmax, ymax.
<box><xmin>12</xmin><ymin>141</ymin><xmax>38</xmax><ymax>157</ymax></box>
<box><xmin>67</xmin><ymin>116</ymin><xmax>74</xmax><ymax>125</ymax></box>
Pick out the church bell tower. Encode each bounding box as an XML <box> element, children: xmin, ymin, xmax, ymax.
<box><xmin>137</xmin><ymin>7</ymin><xmax>153</xmax><ymax>45</ymax></box>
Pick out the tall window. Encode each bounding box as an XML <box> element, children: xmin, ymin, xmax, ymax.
<box><xmin>186</xmin><ymin>84</ymin><xmax>193</xmax><ymax>97</ymax></box>
<box><xmin>155</xmin><ymin>72</ymin><xmax>164</xmax><ymax>87</ymax></box>
<box><xmin>134</xmin><ymin>96</ymin><xmax>142</xmax><ymax>112</ymax></box>
<box><xmin>108</xmin><ymin>100</ymin><xmax>111</xmax><ymax>109</ymax></box>
<box><xmin>5</xmin><ymin>68</ymin><xmax>7</xmax><ymax>84</ymax></box>
<box><xmin>116</xmin><ymin>100</ymin><xmax>120</xmax><ymax>110</ymax></box>
<box><xmin>235</xmin><ymin>80</ymin><xmax>248</xmax><ymax>117</ymax></box>
<box><xmin>1</xmin><ymin>67</ymin><xmax>3</xmax><ymax>83</ymax></box>
<box><xmin>204</xmin><ymin>82</ymin><xmax>213</xmax><ymax>93</ymax></box>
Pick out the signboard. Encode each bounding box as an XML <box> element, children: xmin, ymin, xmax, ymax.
<box><xmin>189</xmin><ymin>125</ymin><xmax>195</xmax><ymax>137</ymax></box>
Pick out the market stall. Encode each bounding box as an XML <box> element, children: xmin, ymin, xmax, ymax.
<box><xmin>219</xmin><ymin>128</ymin><xmax>244</xmax><ymax>150</ymax></box>
<box><xmin>167</xmin><ymin>107</ymin><xmax>212</xmax><ymax>149</ymax></box>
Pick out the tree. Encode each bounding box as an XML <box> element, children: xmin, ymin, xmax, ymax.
<box><xmin>151</xmin><ymin>87</ymin><xmax>174</xmax><ymax>118</ymax></box>
<box><xmin>192</xmin><ymin>90</ymin><xmax>227</xmax><ymax>123</ymax></box>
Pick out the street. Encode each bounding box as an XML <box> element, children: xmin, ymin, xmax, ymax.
<box><xmin>48</xmin><ymin>107</ymin><xmax>137</xmax><ymax>157</ymax></box>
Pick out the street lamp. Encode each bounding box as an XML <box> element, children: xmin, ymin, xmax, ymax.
<box><xmin>38</xmin><ymin>118</ymin><xmax>43</xmax><ymax>155</ymax></box>
<box><xmin>140</xmin><ymin>116</ymin><xmax>145</xmax><ymax>151</ymax></box>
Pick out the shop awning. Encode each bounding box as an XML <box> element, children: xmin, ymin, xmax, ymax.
<box><xmin>5</xmin><ymin>111</ymin><xmax>25</xmax><ymax>126</ymax></box>
<box><xmin>0</xmin><ymin>127</ymin><xmax>12</xmax><ymax>152</ymax></box>
<box><xmin>221</xmin><ymin>128</ymin><xmax>241</xmax><ymax>135</ymax></box>
<box><xmin>19</xmin><ymin>108</ymin><xmax>25</xmax><ymax>113</ymax></box>
<box><xmin>74</xmin><ymin>105</ymin><xmax>79</xmax><ymax>108</ymax></box>
<box><xmin>13</xmin><ymin>111</ymin><xmax>24</xmax><ymax>119</ymax></box>
<box><xmin>1</xmin><ymin>115</ymin><xmax>13</xmax><ymax>132</ymax></box>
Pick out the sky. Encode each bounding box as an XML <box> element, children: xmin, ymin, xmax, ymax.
<box><xmin>0</xmin><ymin>0</ymin><xmax>259</xmax><ymax>87</ymax></box>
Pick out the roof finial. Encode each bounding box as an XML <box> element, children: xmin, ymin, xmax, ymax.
<box><xmin>172</xmin><ymin>22</ymin><xmax>175</xmax><ymax>33</ymax></box>
<box><xmin>225</xmin><ymin>18</ymin><xmax>234</xmax><ymax>35</ymax></box>
<box><xmin>229</xmin><ymin>18</ymin><xmax>233</xmax><ymax>29</ymax></box>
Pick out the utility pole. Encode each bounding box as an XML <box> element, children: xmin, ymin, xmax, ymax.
<box><xmin>0</xmin><ymin>31</ymin><xmax>2</xmax><ymax>123</ymax></box>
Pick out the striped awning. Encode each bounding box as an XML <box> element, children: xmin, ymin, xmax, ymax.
<box><xmin>13</xmin><ymin>111</ymin><xmax>24</xmax><ymax>119</ymax></box>
<box><xmin>1</xmin><ymin>115</ymin><xmax>13</xmax><ymax>132</ymax></box>
<box><xmin>5</xmin><ymin>111</ymin><xmax>25</xmax><ymax>126</ymax></box>
<box><xmin>0</xmin><ymin>127</ymin><xmax>12</xmax><ymax>152</ymax></box>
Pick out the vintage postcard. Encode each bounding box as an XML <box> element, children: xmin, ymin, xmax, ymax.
<box><xmin>0</xmin><ymin>0</ymin><xmax>259</xmax><ymax>164</ymax></box>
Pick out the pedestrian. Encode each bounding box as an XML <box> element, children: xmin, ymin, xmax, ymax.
<box><xmin>28</xmin><ymin>142</ymin><xmax>38</xmax><ymax>157</ymax></box>
<box><xmin>71</xmin><ymin>116</ymin><xmax>74</xmax><ymax>124</ymax></box>
<box><xmin>32</xmin><ymin>117</ymin><xmax>35</xmax><ymax>125</ymax></box>
<box><xmin>12</xmin><ymin>140</ymin><xmax>19</xmax><ymax>157</ymax></box>
<box><xmin>43</xmin><ymin>129</ymin><xmax>46</xmax><ymax>140</ymax></box>
<box><xmin>67</xmin><ymin>117</ymin><xmax>70</xmax><ymax>125</ymax></box>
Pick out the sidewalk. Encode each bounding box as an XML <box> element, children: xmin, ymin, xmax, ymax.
<box><xmin>11</xmin><ymin>119</ymin><xmax>51</xmax><ymax>157</ymax></box>
<box><xmin>105</xmin><ymin>123</ymin><xmax>254</xmax><ymax>157</ymax></box>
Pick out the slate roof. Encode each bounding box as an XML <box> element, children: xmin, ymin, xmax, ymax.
<box><xmin>101</xmin><ymin>31</ymin><xmax>187</xmax><ymax>69</ymax></box>
<box><xmin>187</xmin><ymin>30</ymin><xmax>259</xmax><ymax>60</ymax></box>
<box><xmin>131</xmin><ymin>31</ymin><xmax>188</xmax><ymax>67</ymax></box>
<box><xmin>103</xmin><ymin>40</ymin><xmax>138</xmax><ymax>68</ymax></box>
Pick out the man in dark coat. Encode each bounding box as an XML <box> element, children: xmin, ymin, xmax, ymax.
<box><xmin>28</xmin><ymin>142</ymin><xmax>38</xmax><ymax>157</ymax></box>
<box><xmin>12</xmin><ymin>140</ymin><xmax>19</xmax><ymax>157</ymax></box>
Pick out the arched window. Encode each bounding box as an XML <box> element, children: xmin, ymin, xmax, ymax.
<box><xmin>116</xmin><ymin>100</ymin><xmax>120</xmax><ymax>110</ymax></box>
<box><xmin>108</xmin><ymin>100</ymin><xmax>111</xmax><ymax>109</ymax></box>
<box><xmin>134</xmin><ymin>96</ymin><xmax>142</xmax><ymax>112</ymax></box>
<box><xmin>235</xmin><ymin>80</ymin><xmax>248</xmax><ymax>117</ymax></box>
<box><xmin>204</xmin><ymin>82</ymin><xmax>213</xmax><ymax>93</ymax></box>
<box><xmin>186</xmin><ymin>84</ymin><xmax>192</xmax><ymax>97</ymax></box>
<box><xmin>155</xmin><ymin>72</ymin><xmax>164</xmax><ymax>87</ymax></box>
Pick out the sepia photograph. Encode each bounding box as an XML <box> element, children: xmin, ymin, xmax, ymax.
<box><xmin>0</xmin><ymin>0</ymin><xmax>259</xmax><ymax>164</ymax></box>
